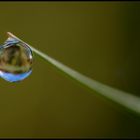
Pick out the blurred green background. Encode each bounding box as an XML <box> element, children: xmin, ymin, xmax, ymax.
<box><xmin>0</xmin><ymin>2</ymin><xmax>139</xmax><ymax>138</ymax></box>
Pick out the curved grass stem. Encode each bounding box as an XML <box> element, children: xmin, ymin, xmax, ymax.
<box><xmin>7</xmin><ymin>32</ymin><xmax>140</xmax><ymax>116</ymax></box>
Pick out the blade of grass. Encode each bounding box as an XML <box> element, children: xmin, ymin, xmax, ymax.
<box><xmin>7</xmin><ymin>32</ymin><xmax>140</xmax><ymax>116</ymax></box>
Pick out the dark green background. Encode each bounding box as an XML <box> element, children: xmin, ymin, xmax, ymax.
<box><xmin>0</xmin><ymin>2</ymin><xmax>139</xmax><ymax>138</ymax></box>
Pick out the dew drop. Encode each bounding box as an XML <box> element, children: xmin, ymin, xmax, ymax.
<box><xmin>0</xmin><ymin>36</ymin><xmax>33</xmax><ymax>82</ymax></box>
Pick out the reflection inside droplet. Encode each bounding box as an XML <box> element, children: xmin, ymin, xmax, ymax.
<box><xmin>0</xmin><ymin>37</ymin><xmax>33</xmax><ymax>82</ymax></box>
<box><xmin>0</xmin><ymin>70</ymin><xmax>32</xmax><ymax>82</ymax></box>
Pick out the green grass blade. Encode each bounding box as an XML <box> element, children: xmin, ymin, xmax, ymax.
<box><xmin>7</xmin><ymin>32</ymin><xmax>140</xmax><ymax>116</ymax></box>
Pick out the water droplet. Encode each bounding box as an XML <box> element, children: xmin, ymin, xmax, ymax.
<box><xmin>0</xmin><ymin>36</ymin><xmax>33</xmax><ymax>82</ymax></box>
